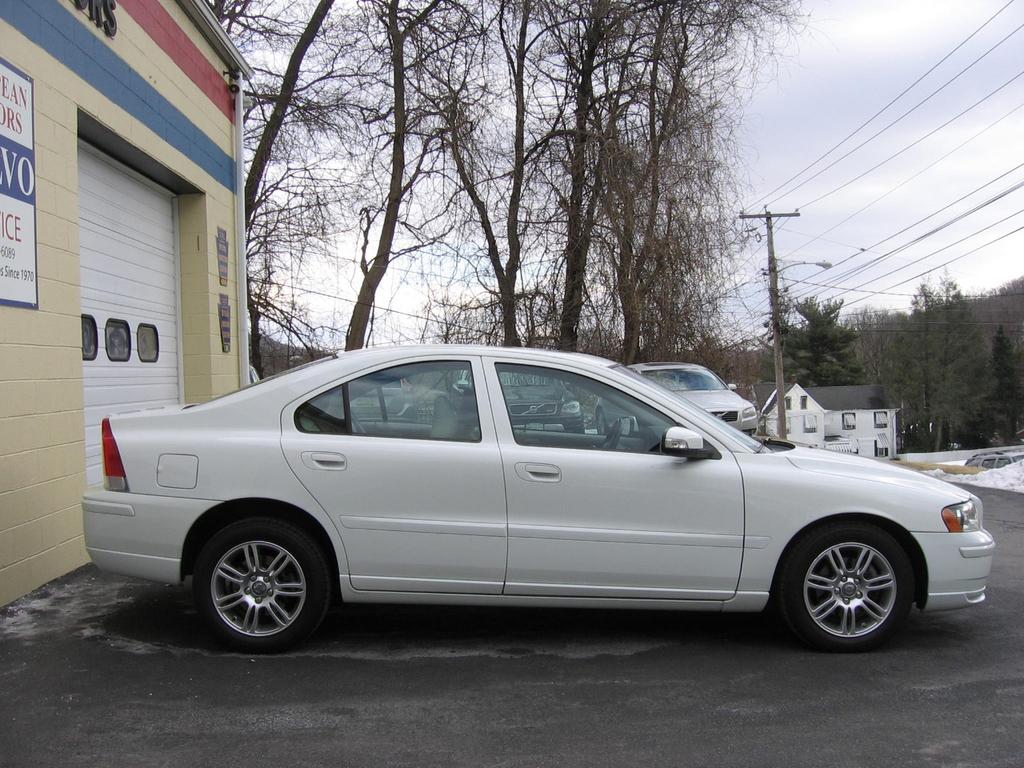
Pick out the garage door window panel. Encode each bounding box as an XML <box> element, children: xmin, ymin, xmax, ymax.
<box><xmin>104</xmin><ymin>319</ymin><xmax>131</xmax><ymax>362</ymax></box>
<box><xmin>81</xmin><ymin>315</ymin><xmax>98</xmax><ymax>361</ymax></box>
<box><xmin>137</xmin><ymin>324</ymin><xmax>159</xmax><ymax>362</ymax></box>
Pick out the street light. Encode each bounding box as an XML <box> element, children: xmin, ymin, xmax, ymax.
<box><xmin>767</xmin><ymin>257</ymin><xmax>832</xmax><ymax>440</ymax></box>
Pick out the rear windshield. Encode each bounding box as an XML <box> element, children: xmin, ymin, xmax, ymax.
<box><xmin>187</xmin><ymin>355</ymin><xmax>337</xmax><ymax>408</ymax></box>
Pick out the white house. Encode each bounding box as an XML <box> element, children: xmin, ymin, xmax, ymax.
<box><xmin>756</xmin><ymin>383</ymin><xmax>900</xmax><ymax>458</ymax></box>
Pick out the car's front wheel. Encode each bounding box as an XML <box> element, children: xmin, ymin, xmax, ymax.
<box><xmin>193</xmin><ymin>517</ymin><xmax>331</xmax><ymax>653</ymax></box>
<box><xmin>777</xmin><ymin>521</ymin><xmax>914</xmax><ymax>652</ymax></box>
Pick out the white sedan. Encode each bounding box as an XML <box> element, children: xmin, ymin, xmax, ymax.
<box><xmin>83</xmin><ymin>345</ymin><xmax>994</xmax><ymax>653</ymax></box>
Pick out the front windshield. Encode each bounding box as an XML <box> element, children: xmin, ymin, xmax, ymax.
<box><xmin>614</xmin><ymin>365</ymin><xmax>763</xmax><ymax>452</ymax></box>
<box><xmin>640</xmin><ymin>367</ymin><xmax>727</xmax><ymax>392</ymax></box>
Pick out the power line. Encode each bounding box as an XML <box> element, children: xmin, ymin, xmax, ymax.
<box><xmin>740</xmin><ymin>171</ymin><xmax>1022</xmax><ymax>314</ymax></box>
<box><xmin>791</xmin><ymin>279</ymin><xmax>1024</xmax><ymax>301</ymax></box>
<box><xmin>269</xmin><ymin>280</ymin><xmax>490</xmax><ymax>336</ymax></box>
<box><xmin>746</xmin><ymin>210</ymin><xmax>1024</xmax><ymax>316</ymax></box>
<box><xmin>789</xmin><ymin>169</ymin><xmax>1024</xmax><ymax>298</ymax></box>
<box><xmin>800</xmin><ymin>67</ymin><xmax>1024</xmax><ymax>210</ymax></box>
<box><xmin>825</xmin><ymin>206</ymin><xmax>1024</xmax><ymax>301</ymax></box>
<box><xmin>746</xmin><ymin>0</ymin><xmax>1017</xmax><ymax>210</ymax></box>
<box><xmin>843</xmin><ymin>221</ymin><xmax>1024</xmax><ymax>308</ymax></box>
<box><xmin>770</xmin><ymin>15</ymin><xmax>1024</xmax><ymax>207</ymax></box>
<box><xmin>778</xmin><ymin>99</ymin><xmax>1024</xmax><ymax>278</ymax></box>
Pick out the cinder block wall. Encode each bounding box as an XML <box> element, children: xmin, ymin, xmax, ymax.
<box><xmin>0</xmin><ymin>0</ymin><xmax>244</xmax><ymax>605</ymax></box>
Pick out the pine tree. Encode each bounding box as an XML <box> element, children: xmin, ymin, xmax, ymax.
<box><xmin>783</xmin><ymin>298</ymin><xmax>863</xmax><ymax>386</ymax></box>
<box><xmin>990</xmin><ymin>324</ymin><xmax>1021</xmax><ymax>442</ymax></box>
<box><xmin>893</xmin><ymin>277</ymin><xmax>990</xmax><ymax>451</ymax></box>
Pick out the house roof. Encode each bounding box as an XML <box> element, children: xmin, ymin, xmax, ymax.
<box><xmin>805</xmin><ymin>385</ymin><xmax>892</xmax><ymax>411</ymax></box>
<box><xmin>755</xmin><ymin>383</ymin><xmax>894</xmax><ymax>412</ymax></box>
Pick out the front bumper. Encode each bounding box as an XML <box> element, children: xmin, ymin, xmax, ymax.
<box><xmin>913</xmin><ymin>528</ymin><xmax>995</xmax><ymax>611</ymax></box>
<box><xmin>83</xmin><ymin>488</ymin><xmax>213</xmax><ymax>584</ymax></box>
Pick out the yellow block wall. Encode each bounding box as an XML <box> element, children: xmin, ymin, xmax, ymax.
<box><xmin>0</xmin><ymin>1</ymin><xmax>245</xmax><ymax>605</ymax></box>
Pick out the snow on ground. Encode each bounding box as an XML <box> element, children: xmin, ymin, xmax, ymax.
<box><xmin>924</xmin><ymin>461</ymin><xmax>1024</xmax><ymax>494</ymax></box>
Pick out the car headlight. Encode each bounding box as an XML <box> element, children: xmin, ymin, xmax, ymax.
<box><xmin>941</xmin><ymin>500</ymin><xmax>980</xmax><ymax>532</ymax></box>
<box><xmin>742</xmin><ymin>406</ymin><xmax>756</xmax><ymax>419</ymax></box>
<box><xmin>560</xmin><ymin>400</ymin><xmax>581</xmax><ymax>415</ymax></box>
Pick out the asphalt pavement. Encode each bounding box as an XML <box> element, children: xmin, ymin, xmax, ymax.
<box><xmin>1</xmin><ymin>485</ymin><xmax>1023</xmax><ymax>768</ymax></box>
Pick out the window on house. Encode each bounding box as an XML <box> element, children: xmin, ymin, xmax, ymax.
<box><xmin>803</xmin><ymin>414</ymin><xmax>818</xmax><ymax>433</ymax></box>
<box><xmin>874</xmin><ymin>411</ymin><xmax>888</xmax><ymax>428</ymax></box>
<box><xmin>875</xmin><ymin>443</ymin><xmax>889</xmax><ymax>458</ymax></box>
<box><xmin>842</xmin><ymin>412</ymin><xmax>856</xmax><ymax>430</ymax></box>
<box><xmin>800</xmin><ymin>395</ymin><xmax>808</xmax><ymax>409</ymax></box>
<box><xmin>784</xmin><ymin>396</ymin><xmax>791</xmax><ymax>410</ymax></box>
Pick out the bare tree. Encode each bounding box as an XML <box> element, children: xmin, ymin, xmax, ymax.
<box><xmin>209</xmin><ymin>0</ymin><xmax>352</xmax><ymax>374</ymax></box>
<box><xmin>576</xmin><ymin>0</ymin><xmax>793</xmax><ymax>359</ymax></box>
<box><xmin>343</xmin><ymin>0</ymin><xmax>469</xmax><ymax>350</ymax></box>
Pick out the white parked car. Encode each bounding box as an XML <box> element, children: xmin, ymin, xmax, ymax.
<box><xmin>83</xmin><ymin>346</ymin><xmax>993</xmax><ymax>653</ymax></box>
<box><xmin>628</xmin><ymin>362</ymin><xmax>759</xmax><ymax>433</ymax></box>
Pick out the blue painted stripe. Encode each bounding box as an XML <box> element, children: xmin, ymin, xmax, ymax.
<box><xmin>0</xmin><ymin>135</ymin><xmax>35</xmax><ymax>205</ymax></box>
<box><xmin>2</xmin><ymin>0</ymin><xmax>235</xmax><ymax>192</ymax></box>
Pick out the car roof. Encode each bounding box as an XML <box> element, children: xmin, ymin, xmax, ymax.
<box><xmin>350</xmin><ymin>344</ymin><xmax>617</xmax><ymax>368</ymax></box>
<box><xmin>629</xmin><ymin>362</ymin><xmax>711</xmax><ymax>372</ymax></box>
<box><xmin>250</xmin><ymin>345</ymin><xmax>619</xmax><ymax>394</ymax></box>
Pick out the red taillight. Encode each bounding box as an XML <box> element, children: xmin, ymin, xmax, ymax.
<box><xmin>101</xmin><ymin>418</ymin><xmax>128</xmax><ymax>491</ymax></box>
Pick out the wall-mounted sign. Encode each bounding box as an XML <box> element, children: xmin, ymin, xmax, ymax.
<box><xmin>218</xmin><ymin>293</ymin><xmax>231</xmax><ymax>353</ymax></box>
<box><xmin>72</xmin><ymin>0</ymin><xmax>118</xmax><ymax>38</ymax></box>
<box><xmin>0</xmin><ymin>58</ymin><xmax>37</xmax><ymax>310</ymax></box>
<box><xmin>216</xmin><ymin>227</ymin><xmax>229</xmax><ymax>286</ymax></box>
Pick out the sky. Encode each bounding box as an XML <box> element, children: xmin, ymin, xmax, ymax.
<box><xmin>729</xmin><ymin>0</ymin><xmax>1024</xmax><ymax>338</ymax></box>
<box><xmin>295</xmin><ymin>0</ymin><xmax>1024</xmax><ymax>348</ymax></box>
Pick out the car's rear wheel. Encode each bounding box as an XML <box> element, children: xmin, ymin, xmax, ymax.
<box><xmin>777</xmin><ymin>521</ymin><xmax>914</xmax><ymax>652</ymax></box>
<box><xmin>193</xmin><ymin>517</ymin><xmax>331</xmax><ymax>653</ymax></box>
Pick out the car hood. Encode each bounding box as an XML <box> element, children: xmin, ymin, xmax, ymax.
<box><xmin>785</xmin><ymin>446</ymin><xmax>972</xmax><ymax>501</ymax></box>
<box><xmin>673</xmin><ymin>389</ymin><xmax>753</xmax><ymax>412</ymax></box>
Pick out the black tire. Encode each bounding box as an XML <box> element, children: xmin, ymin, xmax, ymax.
<box><xmin>776</xmin><ymin>521</ymin><xmax>914</xmax><ymax>652</ymax></box>
<box><xmin>193</xmin><ymin>517</ymin><xmax>331</xmax><ymax>653</ymax></box>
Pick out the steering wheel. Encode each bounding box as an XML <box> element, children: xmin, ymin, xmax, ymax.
<box><xmin>599</xmin><ymin>417</ymin><xmax>623</xmax><ymax>450</ymax></box>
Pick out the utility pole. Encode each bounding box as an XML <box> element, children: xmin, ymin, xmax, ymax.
<box><xmin>739</xmin><ymin>209</ymin><xmax>799</xmax><ymax>440</ymax></box>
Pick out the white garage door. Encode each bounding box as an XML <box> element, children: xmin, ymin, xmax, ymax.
<box><xmin>79</xmin><ymin>145</ymin><xmax>181</xmax><ymax>486</ymax></box>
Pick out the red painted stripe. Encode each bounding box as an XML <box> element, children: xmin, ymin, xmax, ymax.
<box><xmin>118</xmin><ymin>0</ymin><xmax>236</xmax><ymax>122</ymax></box>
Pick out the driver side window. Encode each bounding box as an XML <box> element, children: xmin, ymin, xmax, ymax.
<box><xmin>495</xmin><ymin>363</ymin><xmax>676</xmax><ymax>454</ymax></box>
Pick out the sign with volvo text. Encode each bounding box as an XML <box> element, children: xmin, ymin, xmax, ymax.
<box><xmin>0</xmin><ymin>58</ymin><xmax>36</xmax><ymax>309</ymax></box>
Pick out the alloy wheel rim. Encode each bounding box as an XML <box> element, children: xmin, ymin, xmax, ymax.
<box><xmin>803</xmin><ymin>542</ymin><xmax>896</xmax><ymax>638</ymax></box>
<box><xmin>210</xmin><ymin>540</ymin><xmax>307</xmax><ymax>637</ymax></box>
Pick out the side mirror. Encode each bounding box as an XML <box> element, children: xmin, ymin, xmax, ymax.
<box><xmin>727</xmin><ymin>383</ymin><xmax>738</xmax><ymax>391</ymax></box>
<box><xmin>662</xmin><ymin>426</ymin><xmax>719</xmax><ymax>460</ymax></box>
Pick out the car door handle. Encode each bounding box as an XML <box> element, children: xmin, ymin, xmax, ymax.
<box><xmin>515</xmin><ymin>462</ymin><xmax>561</xmax><ymax>483</ymax></box>
<box><xmin>301</xmin><ymin>451</ymin><xmax>347</xmax><ymax>471</ymax></box>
